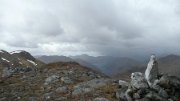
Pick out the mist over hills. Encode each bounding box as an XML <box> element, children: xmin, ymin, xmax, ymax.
<box><xmin>36</xmin><ymin>54</ymin><xmax>180</xmax><ymax>77</ymax></box>
<box><xmin>37</xmin><ymin>54</ymin><xmax>142</xmax><ymax>76</ymax></box>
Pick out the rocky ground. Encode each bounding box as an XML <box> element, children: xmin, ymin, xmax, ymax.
<box><xmin>0</xmin><ymin>62</ymin><xmax>120</xmax><ymax>101</ymax></box>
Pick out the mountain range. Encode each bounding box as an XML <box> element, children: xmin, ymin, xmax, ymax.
<box><xmin>1</xmin><ymin>49</ymin><xmax>179</xmax><ymax>78</ymax></box>
<box><xmin>37</xmin><ymin>54</ymin><xmax>180</xmax><ymax>77</ymax></box>
<box><xmin>37</xmin><ymin>54</ymin><xmax>143</xmax><ymax>76</ymax></box>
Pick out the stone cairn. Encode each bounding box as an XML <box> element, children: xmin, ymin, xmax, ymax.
<box><xmin>116</xmin><ymin>55</ymin><xmax>180</xmax><ymax>101</ymax></box>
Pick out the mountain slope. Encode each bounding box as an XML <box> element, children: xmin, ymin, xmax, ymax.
<box><xmin>158</xmin><ymin>54</ymin><xmax>180</xmax><ymax>77</ymax></box>
<box><xmin>0</xmin><ymin>49</ymin><xmax>45</xmax><ymax>79</ymax></box>
<box><xmin>0</xmin><ymin>50</ymin><xmax>44</xmax><ymax>69</ymax></box>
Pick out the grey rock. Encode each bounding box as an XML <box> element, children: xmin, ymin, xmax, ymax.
<box><xmin>94</xmin><ymin>97</ymin><xmax>109</xmax><ymax>101</ymax></box>
<box><xmin>61</xmin><ymin>77</ymin><xmax>73</xmax><ymax>84</ymax></box>
<box><xmin>72</xmin><ymin>85</ymin><xmax>92</xmax><ymax>96</ymax></box>
<box><xmin>131</xmin><ymin>72</ymin><xmax>149</xmax><ymax>90</ymax></box>
<box><xmin>168</xmin><ymin>99</ymin><xmax>173</xmax><ymax>101</ymax></box>
<box><xmin>62</xmin><ymin>70</ymin><xmax>68</xmax><ymax>75</ymax></box>
<box><xmin>55</xmin><ymin>97</ymin><xmax>67</xmax><ymax>101</ymax></box>
<box><xmin>28</xmin><ymin>97</ymin><xmax>37</xmax><ymax>101</ymax></box>
<box><xmin>145</xmin><ymin>55</ymin><xmax>159</xmax><ymax>87</ymax></box>
<box><xmin>55</xmin><ymin>86</ymin><xmax>68</xmax><ymax>93</ymax></box>
<box><xmin>116</xmin><ymin>55</ymin><xmax>180</xmax><ymax>101</ymax></box>
<box><xmin>0</xmin><ymin>97</ymin><xmax>7</xmax><ymax>101</ymax></box>
<box><xmin>116</xmin><ymin>86</ymin><xmax>128</xmax><ymax>101</ymax></box>
<box><xmin>136</xmin><ymin>89</ymin><xmax>147</xmax><ymax>97</ymax></box>
<box><xmin>125</xmin><ymin>88</ymin><xmax>133</xmax><ymax>101</ymax></box>
<box><xmin>158</xmin><ymin>88</ymin><xmax>169</xmax><ymax>98</ymax></box>
<box><xmin>2</xmin><ymin>67</ymin><xmax>34</xmax><ymax>77</ymax></box>
<box><xmin>2</xmin><ymin>67</ymin><xmax>14</xmax><ymax>77</ymax></box>
<box><xmin>72</xmin><ymin>78</ymin><xmax>110</xmax><ymax>96</ymax></box>
<box><xmin>145</xmin><ymin>92</ymin><xmax>169</xmax><ymax>101</ymax></box>
<box><xmin>133</xmin><ymin>93</ymin><xmax>141</xmax><ymax>99</ymax></box>
<box><xmin>174</xmin><ymin>91</ymin><xmax>180</xmax><ymax>99</ymax></box>
<box><xmin>74</xmin><ymin>78</ymin><xmax>110</xmax><ymax>89</ymax></box>
<box><xmin>158</xmin><ymin>74</ymin><xmax>180</xmax><ymax>89</ymax></box>
<box><xmin>135</xmin><ymin>98</ymin><xmax>150</xmax><ymax>101</ymax></box>
<box><xmin>44</xmin><ymin>75</ymin><xmax>59</xmax><ymax>85</ymax></box>
<box><xmin>119</xmin><ymin>80</ymin><xmax>129</xmax><ymax>88</ymax></box>
<box><xmin>43</xmin><ymin>92</ymin><xmax>53</xmax><ymax>101</ymax></box>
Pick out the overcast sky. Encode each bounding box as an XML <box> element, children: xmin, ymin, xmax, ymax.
<box><xmin>0</xmin><ymin>0</ymin><xmax>180</xmax><ymax>58</ymax></box>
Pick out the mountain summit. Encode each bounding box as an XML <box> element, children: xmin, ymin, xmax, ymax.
<box><xmin>0</xmin><ymin>50</ymin><xmax>44</xmax><ymax>68</ymax></box>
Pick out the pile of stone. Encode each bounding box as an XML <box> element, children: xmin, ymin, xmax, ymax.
<box><xmin>116</xmin><ymin>55</ymin><xmax>180</xmax><ymax>101</ymax></box>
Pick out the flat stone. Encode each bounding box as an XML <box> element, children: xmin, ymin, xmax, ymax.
<box><xmin>94</xmin><ymin>97</ymin><xmax>109</xmax><ymax>101</ymax></box>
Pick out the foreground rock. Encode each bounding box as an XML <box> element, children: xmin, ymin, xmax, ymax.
<box><xmin>72</xmin><ymin>78</ymin><xmax>110</xmax><ymax>96</ymax></box>
<box><xmin>145</xmin><ymin>55</ymin><xmax>159</xmax><ymax>87</ymax></box>
<box><xmin>116</xmin><ymin>55</ymin><xmax>180</xmax><ymax>101</ymax></box>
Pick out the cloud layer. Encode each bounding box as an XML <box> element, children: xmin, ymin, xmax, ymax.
<box><xmin>0</xmin><ymin>0</ymin><xmax>180</xmax><ymax>58</ymax></box>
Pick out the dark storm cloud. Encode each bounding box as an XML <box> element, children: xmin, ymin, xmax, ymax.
<box><xmin>0</xmin><ymin>0</ymin><xmax>180</xmax><ymax>57</ymax></box>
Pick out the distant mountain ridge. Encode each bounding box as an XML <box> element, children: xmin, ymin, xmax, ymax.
<box><xmin>32</xmin><ymin>52</ymin><xmax>180</xmax><ymax>78</ymax></box>
<box><xmin>37</xmin><ymin>54</ymin><xmax>142</xmax><ymax>76</ymax></box>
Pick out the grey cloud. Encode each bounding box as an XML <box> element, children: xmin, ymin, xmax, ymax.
<box><xmin>0</xmin><ymin>0</ymin><xmax>180</xmax><ymax>58</ymax></box>
<box><xmin>24</xmin><ymin>11</ymin><xmax>63</xmax><ymax>36</ymax></box>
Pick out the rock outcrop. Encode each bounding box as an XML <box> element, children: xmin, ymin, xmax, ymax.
<box><xmin>145</xmin><ymin>55</ymin><xmax>159</xmax><ymax>87</ymax></box>
<box><xmin>116</xmin><ymin>55</ymin><xmax>180</xmax><ymax>101</ymax></box>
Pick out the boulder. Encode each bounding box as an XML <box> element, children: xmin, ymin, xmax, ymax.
<box><xmin>119</xmin><ymin>80</ymin><xmax>129</xmax><ymax>88</ymax></box>
<box><xmin>116</xmin><ymin>86</ymin><xmax>128</xmax><ymax>101</ymax></box>
<box><xmin>131</xmin><ymin>72</ymin><xmax>149</xmax><ymax>90</ymax></box>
